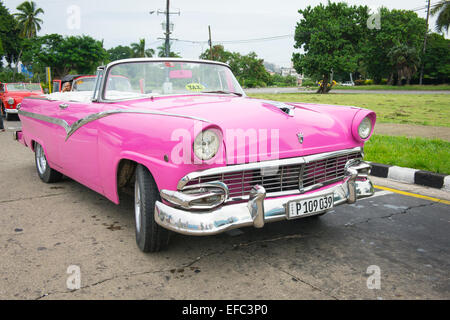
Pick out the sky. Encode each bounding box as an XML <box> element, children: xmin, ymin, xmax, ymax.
<box><xmin>4</xmin><ymin>0</ymin><xmax>446</xmax><ymax>68</ymax></box>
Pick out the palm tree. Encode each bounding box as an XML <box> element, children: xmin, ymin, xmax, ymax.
<box><xmin>130</xmin><ymin>39</ymin><xmax>154</xmax><ymax>58</ymax></box>
<box><xmin>157</xmin><ymin>42</ymin><xmax>180</xmax><ymax>58</ymax></box>
<box><xmin>14</xmin><ymin>1</ymin><xmax>44</xmax><ymax>38</ymax></box>
<box><xmin>431</xmin><ymin>0</ymin><xmax>450</xmax><ymax>33</ymax></box>
<box><xmin>388</xmin><ymin>44</ymin><xmax>420</xmax><ymax>85</ymax></box>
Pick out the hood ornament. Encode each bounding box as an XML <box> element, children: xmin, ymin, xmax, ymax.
<box><xmin>261</xmin><ymin>100</ymin><xmax>295</xmax><ymax>117</ymax></box>
<box><xmin>297</xmin><ymin>132</ymin><xmax>304</xmax><ymax>144</ymax></box>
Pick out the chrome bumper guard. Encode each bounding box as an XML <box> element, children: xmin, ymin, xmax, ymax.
<box><xmin>155</xmin><ymin>160</ymin><xmax>374</xmax><ymax>236</ymax></box>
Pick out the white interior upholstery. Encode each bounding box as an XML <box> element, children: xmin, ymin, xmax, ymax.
<box><xmin>44</xmin><ymin>91</ymin><xmax>94</xmax><ymax>103</ymax></box>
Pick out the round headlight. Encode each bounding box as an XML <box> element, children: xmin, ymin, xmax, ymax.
<box><xmin>193</xmin><ymin>130</ymin><xmax>220</xmax><ymax>161</ymax></box>
<box><xmin>8</xmin><ymin>98</ymin><xmax>14</xmax><ymax>105</ymax></box>
<box><xmin>358</xmin><ymin>117</ymin><xmax>372</xmax><ymax>139</ymax></box>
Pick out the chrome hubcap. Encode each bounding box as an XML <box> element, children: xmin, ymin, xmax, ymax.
<box><xmin>36</xmin><ymin>144</ymin><xmax>47</xmax><ymax>174</ymax></box>
<box><xmin>134</xmin><ymin>179</ymin><xmax>141</xmax><ymax>233</ymax></box>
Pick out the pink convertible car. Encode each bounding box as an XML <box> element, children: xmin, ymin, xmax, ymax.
<box><xmin>15</xmin><ymin>58</ymin><xmax>376</xmax><ymax>252</ymax></box>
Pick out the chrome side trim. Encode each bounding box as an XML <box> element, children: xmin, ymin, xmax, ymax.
<box><xmin>177</xmin><ymin>147</ymin><xmax>363</xmax><ymax>190</ymax></box>
<box><xmin>18</xmin><ymin>109</ymin><xmax>211</xmax><ymax>141</ymax></box>
<box><xmin>65</xmin><ymin>109</ymin><xmax>211</xmax><ymax>140</ymax></box>
<box><xmin>18</xmin><ymin>110</ymin><xmax>71</xmax><ymax>132</ymax></box>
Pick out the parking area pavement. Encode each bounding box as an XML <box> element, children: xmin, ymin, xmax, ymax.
<box><xmin>0</xmin><ymin>119</ymin><xmax>449</xmax><ymax>300</ymax></box>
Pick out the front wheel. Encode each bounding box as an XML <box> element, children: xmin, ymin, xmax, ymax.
<box><xmin>35</xmin><ymin>143</ymin><xmax>63</xmax><ymax>183</ymax></box>
<box><xmin>134</xmin><ymin>164</ymin><xmax>170</xmax><ymax>252</ymax></box>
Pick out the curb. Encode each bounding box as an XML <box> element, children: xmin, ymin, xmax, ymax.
<box><xmin>369</xmin><ymin>162</ymin><xmax>450</xmax><ymax>192</ymax></box>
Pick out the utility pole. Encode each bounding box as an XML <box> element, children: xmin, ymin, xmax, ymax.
<box><xmin>419</xmin><ymin>0</ymin><xmax>431</xmax><ymax>85</ymax></box>
<box><xmin>208</xmin><ymin>25</ymin><xmax>213</xmax><ymax>60</ymax></box>
<box><xmin>157</xmin><ymin>0</ymin><xmax>180</xmax><ymax>57</ymax></box>
<box><xmin>165</xmin><ymin>0</ymin><xmax>170</xmax><ymax>57</ymax></box>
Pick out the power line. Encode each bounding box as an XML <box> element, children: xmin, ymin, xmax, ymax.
<box><xmin>411</xmin><ymin>2</ymin><xmax>440</xmax><ymax>12</ymax></box>
<box><xmin>172</xmin><ymin>34</ymin><xmax>294</xmax><ymax>45</ymax></box>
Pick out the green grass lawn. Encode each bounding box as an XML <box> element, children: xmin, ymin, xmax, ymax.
<box><xmin>333</xmin><ymin>84</ymin><xmax>450</xmax><ymax>91</ymax></box>
<box><xmin>248</xmin><ymin>93</ymin><xmax>450</xmax><ymax>127</ymax></box>
<box><xmin>364</xmin><ymin>135</ymin><xmax>450</xmax><ymax>175</ymax></box>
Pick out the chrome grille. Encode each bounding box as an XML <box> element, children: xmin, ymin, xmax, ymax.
<box><xmin>185</xmin><ymin>152</ymin><xmax>361</xmax><ymax>199</ymax></box>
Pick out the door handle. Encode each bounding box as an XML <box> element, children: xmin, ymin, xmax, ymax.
<box><xmin>59</xmin><ymin>103</ymin><xmax>69</xmax><ymax>110</ymax></box>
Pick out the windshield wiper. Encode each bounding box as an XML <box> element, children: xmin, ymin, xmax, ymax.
<box><xmin>201</xmin><ymin>90</ymin><xmax>243</xmax><ymax>97</ymax></box>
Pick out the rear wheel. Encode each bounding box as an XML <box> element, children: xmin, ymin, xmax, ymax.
<box><xmin>134</xmin><ymin>164</ymin><xmax>170</xmax><ymax>252</ymax></box>
<box><xmin>35</xmin><ymin>143</ymin><xmax>63</xmax><ymax>183</ymax></box>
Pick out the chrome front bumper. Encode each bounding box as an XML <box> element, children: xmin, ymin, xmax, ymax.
<box><xmin>154</xmin><ymin>160</ymin><xmax>374</xmax><ymax>236</ymax></box>
<box><xmin>5</xmin><ymin>108</ymin><xmax>18</xmax><ymax>114</ymax></box>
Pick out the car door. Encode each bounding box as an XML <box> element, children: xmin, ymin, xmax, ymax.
<box><xmin>57</xmin><ymin>100</ymin><xmax>104</xmax><ymax>193</ymax></box>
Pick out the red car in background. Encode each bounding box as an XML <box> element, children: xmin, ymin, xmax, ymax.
<box><xmin>0</xmin><ymin>82</ymin><xmax>43</xmax><ymax>121</ymax></box>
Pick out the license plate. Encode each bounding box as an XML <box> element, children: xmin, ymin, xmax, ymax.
<box><xmin>286</xmin><ymin>194</ymin><xmax>334</xmax><ymax>219</ymax></box>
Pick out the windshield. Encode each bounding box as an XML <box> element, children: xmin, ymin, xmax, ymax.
<box><xmin>24</xmin><ymin>83</ymin><xmax>42</xmax><ymax>91</ymax></box>
<box><xmin>7</xmin><ymin>83</ymin><xmax>42</xmax><ymax>92</ymax></box>
<box><xmin>72</xmin><ymin>77</ymin><xmax>96</xmax><ymax>91</ymax></box>
<box><xmin>103</xmin><ymin>61</ymin><xmax>244</xmax><ymax>100</ymax></box>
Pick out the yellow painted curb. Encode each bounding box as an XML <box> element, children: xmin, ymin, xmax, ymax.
<box><xmin>374</xmin><ymin>185</ymin><xmax>450</xmax><ymax>205</ymax></box>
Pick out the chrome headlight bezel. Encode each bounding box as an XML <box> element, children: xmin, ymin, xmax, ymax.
<box><xmin>352</xmin><ymin>111</ymin><xmax>376</xmax><ymax>142</ymax></box>
<box><xmin>8</xmin><ymin>98</ymin><xmax>14</xmax><ymax>105</ymax></box>
<box><xmin>193</xmin><ymin>129</ymin><xmax>221</xmax><ymax>161</ymax></box>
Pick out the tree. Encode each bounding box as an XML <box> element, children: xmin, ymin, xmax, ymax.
<box><xmin>107</xmin><ymin>45</ymin><xmax>134</xmax><ymax>62</ymax></box>
<box><xmin>14</xmin><ymin>1</ymin><xmax>44</xmax><ymax>38</ymax></box>
<box><xmin>363</xmin><ymin>8</ymin><xmax>427</xmax><ymax>85</ymax></box>
<box><xmin>130</xmin><ymin>39</ymin><xmax>155</xmax><ymax>58</ymax></box>
<box><xmin>230</xmin><ymin>52</ymin><xmax>271</xmax><ymax>87</ymax></box>
<box><xmin>157</xmin><ymin>42</ymin><xmax>180</xmax><ymax>57</ymax></box>
<box><xmin>431</xmin><ymin>0</ymin><xmax>450</xmax><ymax>34</ymax></box>
<box><xmin>0</xmin><ymin>1</ymin><xmax>21</xmax><ymax>65</ymax></box>
<box><xmin>292</xmin><ymin>1</ymin><xmax>369</xmax><ymax>93</ymax></box>
<box><xmin>200</xmin><ymin>45</ymin><xmax>271</xmax><ymax>88</ymax></box>
<box><xmin>199</xmin><ymin>44</ymin><xmax>232</xmax><ymax>62</ymax></box>
<box><xmin>21</xmin><ymin>34</ymin><xmax>107</xmax><ymax>77</ymax></box>
<box><xmin>422</xmin><ymin>33</ymin><xmax>450</xmax><ymax>83</ymax></box>
<box><xmin>388</xmin><ymin>44</ymin><xmax>420</xmax><ymax>85</ymax></box>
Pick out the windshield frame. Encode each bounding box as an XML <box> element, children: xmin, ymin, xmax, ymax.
<box><xmin>97</xmin><ymin>58</ymin><xmax>246</xmax><ymax>103</ymax></box>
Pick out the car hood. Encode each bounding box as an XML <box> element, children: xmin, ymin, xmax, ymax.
<box><xmin>122</xmin><ymin>95</ymin><xmax>363</xmax><ymax>162</ymax></box>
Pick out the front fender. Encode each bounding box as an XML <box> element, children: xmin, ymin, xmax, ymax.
<box><xmin>96</xmin><ymin>113</ymin><xmax>224</xmax><ymax>204</ymax></box>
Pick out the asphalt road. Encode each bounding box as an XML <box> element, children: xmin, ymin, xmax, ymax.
<box><xmin>0</xmin><ymin>119</ymin><xmax>449</xmax><ymax>300</ymax></box>
<box><xmin>245</xmin><ymin>87</ymin><xmax>450</xmax><ymax>95</ymax></box>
